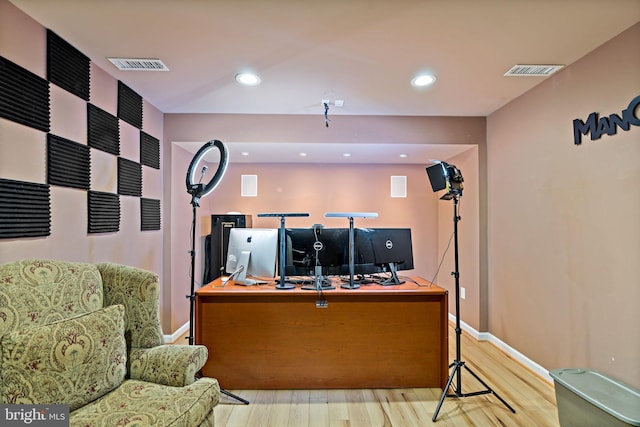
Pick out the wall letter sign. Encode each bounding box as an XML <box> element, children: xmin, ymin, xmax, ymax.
<box><xmin>573</xmin><ymin>95</ymin><xmax>640</xmax><ymax>145</ymax></box>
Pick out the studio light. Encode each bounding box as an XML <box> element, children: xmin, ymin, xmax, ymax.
<box><xmin>426</xmin><ymin>161</ymin><xmax>515</xmax><ymax>421</ymax></box>
<box><xmin>185</xmin><ymin>140</ymin><xmax>229</xmax><ymax>343</ymax></box>
<box><xmin>426</xmin><ymin>161</ymin><xmax>464</xmax><ymax>200</ymax></box>
<box><xmin>183</xmin><ymin>139</ymin><xmax>248</xmax><ymax>405</ymax></box>
<box><xmin>185</xmin><ymin>139</ymin><xmax>229</xmax><ymax>206</ymax></box>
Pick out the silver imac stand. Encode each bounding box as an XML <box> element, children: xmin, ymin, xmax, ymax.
<box><xmin>324</xmin><ymin>212</ymin><xmax>378</xmax><ymax>289</ymax></box>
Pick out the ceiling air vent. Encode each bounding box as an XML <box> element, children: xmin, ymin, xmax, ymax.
<box><xmin>107</xmin><ymin>58</ymin><xmax>169</xmax><ymax>71</ymax></box>
<box><xmin>504</xmin><ymin>64</ymin><xmax>563</xmax><ymax>76</ymax></box>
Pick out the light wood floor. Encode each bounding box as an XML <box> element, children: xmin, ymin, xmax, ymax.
<box><xmin>189</xmin><ymin>323</ymin><xmax>560</xmax><ymax>426</ymax></box>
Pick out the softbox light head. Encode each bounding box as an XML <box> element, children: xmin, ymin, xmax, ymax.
<box><xmin>426</xmin><ymin>161</ymin><xmax>464</xmax><ymax>199</ymax></box>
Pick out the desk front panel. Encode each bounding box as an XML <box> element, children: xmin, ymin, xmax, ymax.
<box><xmin>195</xmin><ymin>278</ymin><xmax>447</xmax><ymax>389</ymax></box>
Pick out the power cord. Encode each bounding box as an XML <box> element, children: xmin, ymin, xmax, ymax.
<box><xmin>426</xmin><ymin>197</ymin><xmax>462</xmax><ymax>287</ymax></box>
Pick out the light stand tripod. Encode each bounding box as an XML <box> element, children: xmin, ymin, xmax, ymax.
<box><xmin>184</xmin><ymin>140</ymin><xmax>249</xmax><ymax>405</ymax></box>
<box><xmin>432</xmin><ymin>195</ymin><xmax>515</xmax><ymax>421</ymax></box>
<box><xmin>186</xmin><ymin>188</ymin><xmax>203</xmax><ymax>346</ymax></box>
<box><xmin>186</xmin><ymin>186</ymin><xmax>249</xmax><ymax>405</ymax></box>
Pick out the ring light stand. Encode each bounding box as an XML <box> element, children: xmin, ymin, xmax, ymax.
<box><xmin>185</xmin><ymin>140</ymin><xmax>249</xmax><ymax>405</ymax></box>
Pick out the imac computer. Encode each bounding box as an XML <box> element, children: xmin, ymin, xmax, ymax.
<box><xmin>357</xmin><ymin>228</ymin><xmax>414</xmax><ymax>285</ymax></box>
<box><xmin>225</xmin><ymin>228</ymin><xmax>278</xmax><ymax>285</ymax></box>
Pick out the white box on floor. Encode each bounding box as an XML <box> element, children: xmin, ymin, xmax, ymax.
<box><xmin>550</xmin><ymin>368</ymin><xmax>640</xmax><ymax>427</ymax></box>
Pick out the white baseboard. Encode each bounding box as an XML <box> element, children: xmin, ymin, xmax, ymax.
<box><xmin>448</xmin><ymin>313</ymin><xmax>552</xmax><ymax>384</ymax></box>
<box><xmin>164</xmin><ymin>321</ymin><xmax>189</xmax><ymax>344</ymax></box>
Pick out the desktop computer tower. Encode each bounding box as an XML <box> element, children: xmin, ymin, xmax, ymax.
<box><xmin>205</xmin><ymin>214</ymin><xmax>252</xmax><ymax>283</ymax></box>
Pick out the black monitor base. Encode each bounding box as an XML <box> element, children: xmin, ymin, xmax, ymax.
<box><xmin>378</xmin><ymin>263</ymin><xmax>405</xmax><ymax>286</ymax></box>
<box><xmin>301</xmin><ymin>284</ymin><xmax>336</xmax><ymax>290</ymax></box>
<box><xmin>301</xmin><ymin>276</ymin><xmax>335</xmax><ymax>290</ymax></box>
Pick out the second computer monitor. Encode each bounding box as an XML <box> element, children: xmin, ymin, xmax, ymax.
<box><xmin>366</xmin><ymin>228</ymin><xmax>414</xmax><ymax>270</ymax></box>
<box><xmin>356</xmin><ymin>228</ymin><xmax>414</xmax><ymax>284</ymax></box>
<box><xmin>284</xmin><ymin>227</ymin><xmax>349</xmax><ymax>276</ymax></box>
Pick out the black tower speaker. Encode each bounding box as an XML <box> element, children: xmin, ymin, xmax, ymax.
<box><xmin>205</xmin><ymin>214</ymin><xmax>252</xmax><ymax>283</ymax></box>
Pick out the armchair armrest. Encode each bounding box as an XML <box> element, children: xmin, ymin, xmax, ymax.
<box><xmin>97</xmin><ymin>262</ymin><xmax>164</xmax><ymax>348</ymax></box>
<box><xmin>128</xmin><ymin>344</ymin><xmax>209</xmax><ymax>387</ymax></box>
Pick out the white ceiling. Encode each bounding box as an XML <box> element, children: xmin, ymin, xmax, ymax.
<box><xmin>9</xmin><ymin>0</ymin><xmax>640</xmax><ymax>162</ymax></box>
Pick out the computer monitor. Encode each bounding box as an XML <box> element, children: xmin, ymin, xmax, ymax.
<box><xmin>357</xmin><ymin>228</ymin><xmax>414</xmax><ymax>285</ymax></box>
<box><xmin>284</xmin><ymin>227</ymin><xmax>349</xmax><ymax>277</ymax></box>
<box><xmin>225</xmin><ymin>228</ymin><xmax>278</xmax><ymax>285</ymax></box>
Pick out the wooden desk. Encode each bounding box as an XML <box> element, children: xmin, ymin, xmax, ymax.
<box><xmin>195</xmin><ymin>276</ymin><xmax>448</xmax><ymax>389</ymax></box>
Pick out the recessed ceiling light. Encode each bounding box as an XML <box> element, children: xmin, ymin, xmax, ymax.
<box><xmin>241</xmin><ymin>151</ymin><xmax>249</xmax><ymax>156</ymax></box>
<box><xmin>411</xmin><ymin>74</ymin><xmax>436</xmax><ymax>87</ymax></box>
<box><xmin>299</xmin><ymin>152</ymin><xmax>307</xmax><ymax>157</ymax></box>
<box><xmin>399</xmin><ymin>154</ymin><xmax>408</xmax><ymax>158</ymax></box>
<box><xmin>235</xmin><ymin>72</ymin><xmax>261</xmax><ymax>86</ymax></box>
<box><xmin>343</xmin><ymin>153</ymin><xmax>351</xmax><ymax>157</ymax></box>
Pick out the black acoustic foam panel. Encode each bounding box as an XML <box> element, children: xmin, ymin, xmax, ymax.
<box><xmin>0</xmin><ymin>178</ymin><xmax>51</xmax><ymax>239</ymax></box>
<box><xmin>117</xmin><ymin>157</ymin><xmax>142</xmax><ymax>197</ymax></box>
<box><xmin>140</xmin><ymin>198</ymin><xmax>161</xmax><ymax>231</ymax></box>
<box><xmin>88</xmin><ymin>103</ymin><xmax>120</xmax><ymax>155</ymax></box>
<box><xmin>1</xmin><ymin>29</ymin><xmax>164</xmax><ymax>238</ymax></box>
<box><xmin>88</xmin><ymin>191</ymin><xmax>120</xmax><ymax>233</ymax></box>
<box><xmin>47</xmin><ymin>30</ymin><xmax>90</xmax><ymax>101</ymax></box>
<box><xmin>47</xmin><ymin>134</ymin><xmax>90</xmax><ymax>189</ymax></box>
<box><xmin>0</xmin><ymin>56</ymin><xmax>50</xmax><ymax>132</ymax></box>
<box><xmin>140</xmin><ymin>131</ymin><xmax>160</xmax><ymax>169</ymax></box>
<box><xmin>118</xmin><ymin>81</ymin><xmax>142</xmax><ymax>129</ymax></box>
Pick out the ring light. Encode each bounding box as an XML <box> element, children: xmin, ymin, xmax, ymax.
<box><xmin>186</xmin><ymin>139</ymin><xmax>228</xmax><ymax>199</ymax></box>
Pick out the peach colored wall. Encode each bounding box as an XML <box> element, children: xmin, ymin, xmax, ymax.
<box><xmin>487</xmin><ymin>23</ymin><xmax>640</xmax><ymax>387</ymax></box>
<box><xmin>163</xmin><ymin>114</ymin><xmax>486</xmax><ymax>332</ymax></box>
<box><xmin>0</xmin><ymin>1</ymin><xmax>165</xmax><ymax>324</ymax></box>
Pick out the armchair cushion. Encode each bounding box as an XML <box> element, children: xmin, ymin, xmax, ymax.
<box><xmin>0</xmin><ymin>304</ymin><xmax>126</xmax><ymax>411</ymax></box>
<box><xmin>69</xmin><ymin>378</ymin><xmax>219</xmax><ymax>426</ymax></box>
<box><xmin>0</xmin><ymin>260</ymin><xmax>103</xmax><ymax>336</ymax></box>
<box><xmin>129</xmin><ymin>344</ymin><xmax>209</xmax><ymax>387</ymax></box>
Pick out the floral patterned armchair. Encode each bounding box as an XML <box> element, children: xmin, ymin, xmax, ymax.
<box><xmin>0</xmin><ymin>259</ymin><xmax>220</xmax><ymax>426</ymax></box>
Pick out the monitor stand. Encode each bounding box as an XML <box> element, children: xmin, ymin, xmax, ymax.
<box><xmin>258</xmin><ymin>212</ymin><xmax>310</xmax><ymax>290</ymax></box>
<box><xmin>301</xmin><ymin>266</ymin><xmax>336</xmax><ymax>291</ymax></box>
<box><xmin>324</xmin><ymin>212</ymin><xmax>379</xmax><ymax>289</ymax></box>
<box><xmin>230</xmin><ymin>250</ymin><xmax>264</xmax><ymax>286</ymax></box>
<box><xmin>378</xmin><ymin>262</ymin><xmax>405</xmax><ymax>286</ymax></box>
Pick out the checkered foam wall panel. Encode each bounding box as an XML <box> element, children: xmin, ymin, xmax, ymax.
<box><xmin>0</xmin><ymin>29</ymin><xmax>161</xmax><ymax>238</ymax></box>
